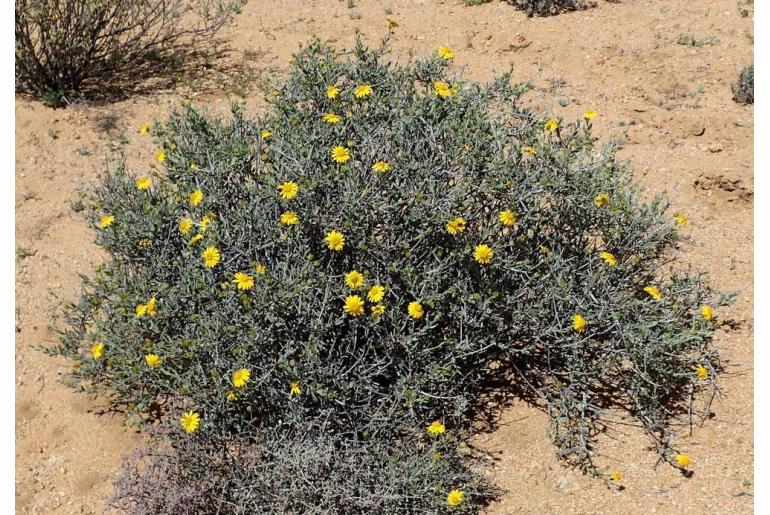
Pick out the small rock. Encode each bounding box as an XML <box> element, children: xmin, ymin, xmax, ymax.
<box><xmin>708</xmin><ymin>142</ymin><xmax>723</xmax><ymax>153</ymax></box>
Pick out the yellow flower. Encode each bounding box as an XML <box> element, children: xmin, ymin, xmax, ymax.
<box><xmin>290</xmin><ymin>381</ymin><xmax>302</xmax><ymax>396</ymax></box>
<box><xmin>438</xmin><ymin>46</ymin><xmax>455</xmax><ymax>59</ymax></box>
<box><xmin>427</xmin><ymin>420</ymin><xmax>446</xmax><ymax>436</ymax></box>
<box><xmin>232</xmin><ymin>368</ymin><xmax>251</xmax><ymax>388</ymax></box>
<box><xmin>700</xmin><ymin>305</ymin><xmax>714</xmax><ymax>321</ymax></box>
<box><xmin>499</xmin><ymin>210</ymin><xmax>516</xmax><ymax>226</ymax></box>
<box><xmin>202</xmin><ymin>246</ymin><xmax>221</xmax><ymax>268</ymax></box>
<box><xmin>139</xmin><ymin>123</ymin><xmax>151</xmax><ymax>135</ymax></box>
<box><xmin>433</xmin><ymin>81</ymin><xmax>454</xmax><ymax>97</ymax></box>
<box><xmin>572</xmin><ymin>314</ymin><xmax>587</xmax><ymax>333</ymax></box>
<box><xmin>189</xmin><ymin>234</ymin><xmax>203</xmax><ymax>245</ymax></box>
<box><xmin>189</xmin><ymin>189</ymin><xmax>203</xmax><ymax>207</ymax></box>
<box><xmin>99</xmin><ymin>215</ymin><xmax>115</xmax><ymax>229</ymax></box>
<box><xmin>583</xmin><ymin>110</ymin><xmax>597</xmax><ymax>121</ymax></box>
<box><xmin>521</xmin><ymin>146</ymin><xmax>537</xmax><ymax>155</ymax></box>
<box><xmin>371</xmin><ymin>304</ymin><xmax>386</xmax><ymax>316</ymax></box>
<box><xmin>644</xmin><ymin>286</ymin><xmax>662</xmax><ymax>300</ymax></box>
<box><xmin>675</xmin><ymin>213</ymin><xmax>689</xmax><ymax>226</ymax></box>
<box><xmin>138</xmin><ymin>238</ymin><xmax>152</xmax><ymax>249</ymax></box>
<box><xmin>180</xmin><ymin>410</ymin><xmax>200</xmax><ymax>433</ymax></box>
<box><xmin>145</xmin><ymin>354</ymin><xmax>162</xmax><ymax>368</ymax></box>
<box><xmin>695</xmin><ymin>365</ymin><xmax>709</xmax><ymax>379</ymax></box>
<box><xmin>326</xmin><ymin>85</ymin><xmax>340</xmax><ymax>99</ymax></box>
<box><xmin>344</xmin><ymin>295</ymin><xmax>366</xmax><ymax>316</ymax></box>
<box><xmin>331</xmin><ymin>146</ymin><xmax>351</xmax><ymax>163</ymax></box>
<box><xmin>136</xmin><ymin>177</ymin><xmax>152</xmax><ymax>190</ymax></box>
<box><xmin>473</xmin><ymin>244</ymin><xmax>493</xmax><ymax>264</ymax></box>
<box><xmin>155</xmin><ymin>150</ymin><xmax>166</xmax><ymax>163</ymax></box>
<box><xmin>408</xmin><ymin>301</ymin><xmax>424</xmax><ymax>320</ymax></box>
<box><xmin>199</xmin><ymin>213</ymin><xmax>214</xmax><ymax>233</ymax></box>
<box><xmin>325</xmin><ymin>230</ymin><xmax>345</xmax><ymax>251</ymax></box>
<box><xmin>190</xmin><ymin>162</ymin><xmax>198</xmax><ymax>170</ymax></box>
<box><xmin>344</xmin><ymin>270</ymin><xmax>365</xmax><ymax>289</ymax></box>
<box><xmin>145</xmin><ymin>297</ymin><xmax>157</xmax><ymax>317</ymax></box>
<box><xmin>179</xmin><ymin>218</ymin><xmax>193</xmax><ymax>235</ymax></box>
<box><xmin>278</xmin><ymin>181</ymin><xmax>299</xmax><ymax>200</ymax></box>
<box><xmin>446</xmin><ymin>217</ymin><xmax>466</xmax><ymax>235</ymax></box>
<box><xmin>261</xmin><ymin>129</ymin><xmax>272</xmax><ymax>140</ymax></box>
<box><xmin>600</xmin><ymin>251</ymin><xmax>617</xmax><ymax>266</ymax></box>
<box><xmin>674</xmin><ymin>454</ymin><xmax>691</xmax><ymax>468</ymax></box>
<box><xmin>254</xmin><ymin>263</ymin><xmax>267</xmax><ymax>274</ymax></box>
<box><xmin>354</xmin><ymin>84</ymin><xmax>373</xmax><ymax>98</ymax></box>
<box><xmin>233</xmin><ymin>272</ymin><xmax>254</xmax><ymax>290</ymax></box>
<box><xmin>226</xmin><ymin>390</ymin><xmax>238</xmax><ymax>401</ymax></box>
<box><xmin>539</xmin><ymin>245</ymin><xmax>550</xmax><ymax>255</ymax></box>
<box><xmin>544</xmin><ymin>118</ymin><xmax>559</xmax><ymax>132</ymax></box>
<box><xmin>594</xmin><ymin>193</ymin><xmax>610</xmax><ymax>208</ymax></box>
<box><xmin>609</xmin><ymin>471</ymin><xmax>622</xmax><ymax>481</ymax></box>
<box><xmin>280</xmin><ymin>211</ymin><xmax>299</xmax><ymax>226</ymax></box>
<box><xmin>367</xmin><ymin>285</ymin><xmax>386</xmax><ymax>302</ymax></box>
<box><xmin>91</xmin><ymin>342</ymin><xmax>104</xmax><ymax>360</ymax></box>
<box><xmin>446</xmin><ymin>489</ymin><xmax>465</xmax><ymax>507</ymax></box>
<box><xmin>322</xmin><ymin>113</ymin><xmax>341</xmax><ymax>124</ymax></box>
<box><xmin>372</xmin><ymin>161</ymin><xmax>390</xmax><ymax>173</ymax></box>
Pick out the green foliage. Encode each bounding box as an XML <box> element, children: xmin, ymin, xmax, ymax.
<box><xmin>732</xmin><ymin>65</ymin><xmax>754</xmax><ymax>104</ymax></box>
<box><xmin>465</xmin><ymin>0</ymin><xmax>604</xmax><ymax>16</ymax></box>
<box><xmin>15</xmin><ymin>0</ymin><xmax>245</xmax><ymax>103</ymax></box>
<box><xmin>53</xmin><ymin>38</ymin><xmax>728</xmax><ymax>512</ymax></box>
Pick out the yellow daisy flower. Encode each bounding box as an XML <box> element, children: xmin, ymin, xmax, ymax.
<box><xmin>261</xmin><ymin>129</ymin><xmax>272</xmax><ymax>140</ymax></box>
<box><xmin>354</xmin><ymin>84</ymin><xmax>373</xmax><ymax>98</ymax></box>
<box><xmin>136</xmin><ymin>177</ymin><xmax>152</xmax><ymax>190</ymax></box>
<box><xmin>700</xmin><ymin>305</ymin><xmax>714</xmax><ymax>321</ymax></box>
<box><xmin>189</xmin><ymin>189</ymin><xmax>203</xmax><ymax>207</ymax></box>
<box><xmin>572</xmin><ymin>314</ymin><xmax>587</xmax><ymax>333</ymax></box>
<box><xmin>325</xmin><ymin>230</ymin><xmax>345</xmax><ymax>251</ymax></box>
<box><xmin>427</xmin><ymin>420</ymin><xmax>446</xmax><ymax>436</ymax></box>
<box><xmin>583</xmin><ymin>110</ymin><xmax>597</xmax><ymax>121</ymax></box>
<box><xmin>433</xmin><ymin>81</ymin><xmax>454</xmax><ymax>97</ymax></box>
<box><xmin>609</xmin><ymin>471</ymin><xmax>622</xmax><ymax>481</ymax></box>
<box><xmin>139</xmin><ymin>123</ymin><xmax>151</xmax><ymax>135</ymax></box>
<box><xmin>367</xmin><ymin>285</ymin><xmax>386</xmax><ymax>302</ymax></box>
<box><xmin>233</xmin><ymin>272</ymin><xmax>254</xmax><ymax>290</ymax></box>
<box><xmin>91</xmin><ymin>342</ymin><xmax>104</xmax><ymax>360</ymax></box>
<box><xmin>155</xmin><ymin>150</ymin><xmax>166</xmax><ymax>163</ymax></box>
<box><xmin>202</xmin><ymin>246</ymin><xmax>221</xmax><ymax>268</ymax></box>
<box><xmin>600</xmin><ymin>251</ymin><xmax>617</xmax><ymax>266</ymax></box>
<box><xmin>99</xmin><ymin>215</ymin><xmax>115</xmax><ymax>229</ymax></box>
<box><xmin>499</xmin><ymin>210</ymin><xmax>516</xmax><ymax>226</ymax></box>
<box><xmin>446</xmin><ymin>217</ymin><xmax>466</xmax><ymax>235</ymax></box>
<box><xmin>343</xmin><ymin>295</ymin><xmax>366</xmax><ymax>316</ymax></box>
<box><xmin>438</xmin><ymin>46</ymin><xmax>455</xmax><ymax>59</ymax></box>
<box><xmin>371</xmin><ymin>304</ymin><xmax>386</xmax><ymax>316</ymax></box>
<box><xmin>290</xmin><ymin>381</ymin><xmax>302</xmax><ymax>396</ymax></box>
<box><xmin>254</xmin><ymin>263</ymin><xmax>267</xmax><ymax>274</ymax></box>
<box><xmin>372</xmin><ymin>161</ymin><xmax>390</xmax><ymax>173</ymax></box>
<box><xmin>322</xmin><ymin>113</ymin><xmax>341</xmax><ymax>124</ymax></box>
<box><xmin>408</xmin><ymin>301</ymin><xmax>424</xmax><ymax>320</ymax></box>
<box><xmin>695</xmin><ymin>365</ymin><xmax>708</xmax><ymax>379</ymax></box>
<box><xmin>326</xmin><ymin>85</ymin><xmax>340</xmax><ymax>99</ymax></box>
<box><xmin>331</xmin><ymin>146</ymin><xmax>351</xmax><ymax>163</ymax></box>
<box><xmin>226</xmin><ymin>390</ymin><xmax>238</xmax><ymax>401</ymax></box>
<box><xmin>280</xmin><ymin>211</ymin><xmax>299</xmax><ymax>226</ymax></box>
<box><xmin>180</xmin><ymin>410</ymin><xmax>200</xmax><ymax>433</ymax></box>
<box><xmin>189</xmin><ymin>234</ymin><xmax>203</xmax><ymax>245</ymax></box>
<box><xmin>675</xmin><ymin>213</ymin><xmax>689</xmax><ymax>226</ymax></box>
<box><xmin>232</xmin><ymin>368</ymin><xmax>250</xmax><ymax>388</ymax></box>
<box><xmin>544</xmin><ymin>118</ymin><xmax>559</xmax><ymax>132</ymax></box>
<box><xmin>278</xmin><ymin>181</ymin><xmax>299</xmax><ymax>200</ymax></box>
<box><xmin>674</xmin><ymin>454</ymin><xmax>691</xmax><ymax>468</ymax></box>
<box><xmin>594</xmin><ymin>193</ymin><xmax>610</xmax><ymax>208</ymax></box>
<box><xmin>473</xmin><ymin>244</ymin><xmax>493</xmax><ymax>264</ymax></box>
<box><xmin>447</xmin><ymin>489</ymin><xmax>465</xmax><ymax>507</ymax></box>
<box><xmin>145</xmin><ymin>354</ymin><xmax>162</xmax><ymax>368</ymax></box>
<box><xmin>179</xmin><ymin>218</ymin><xmax>193</xmax><ymax>235</ymax></box>
<box><xmin>344</xmin><ymin>270</ymin><xmax>365</xmax><ymax>289</ymax></box>
<box><xmin>644</xmin><ymin>286</ymin><xmax>662</xmax><ymax>300</ymax></box>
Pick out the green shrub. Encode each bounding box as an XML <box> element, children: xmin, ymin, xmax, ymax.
<box><xmin>53</xmin><ymin>38</ymin><xmax>728</xmax><ymax>512</ymax></box>
<box><xmin>465</xmin><ymin>0</ymin><xmax>608</xmax><ymax>16</ymax></box>
<box><xmin>15</xmin><ymin>0</ymin><xmax>245</xmax><ymax>105</ymax></box>
<box><xmin>732</xmin><ymin>65</ymin><xmax>754</xmax><ymax>104</ymax></box>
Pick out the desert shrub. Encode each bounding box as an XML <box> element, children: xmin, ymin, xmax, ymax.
<box><xmin>465</xmin><ymin>0</ymin><xmax>614</xmax><ymax>16</ymax></box>
<box><xmin>53</xmin><ymin>38</ymin><xmax>728</xmax><ymax>512</ymax></box>
<box><xmin>732</xmin><ymin>65</ymin><xmax>754</xmax><ymax>104</ymax></box>
<box><xmin>15</xmin><ymin>0</ymin><xmax>245</xmax><ymax>105</ymax></box>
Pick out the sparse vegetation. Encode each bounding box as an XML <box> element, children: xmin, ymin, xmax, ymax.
<box><xmin>732</xmin><ymin>65</ymin><xmax>754</xmax><ymax>104</ymax></box>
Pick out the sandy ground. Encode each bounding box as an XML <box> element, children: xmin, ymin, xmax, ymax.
<box><xmin>15</xmin><ymin>0</ymin><xmax>753</xmax><ymax>513</ymax></box>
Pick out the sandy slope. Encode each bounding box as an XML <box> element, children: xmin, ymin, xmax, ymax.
<box><xmin>15</xmin><ymin>0</ymin><xmax>753</xmax><ymax>512</ymax></box>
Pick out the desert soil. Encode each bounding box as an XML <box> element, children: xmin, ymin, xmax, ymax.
<box><xmin>15</xmin><ymin>0</ymin><xmax>754</xmax><ymax>513</ymax></box>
